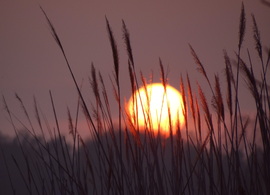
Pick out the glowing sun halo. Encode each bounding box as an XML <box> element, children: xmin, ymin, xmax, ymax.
<box><xmin>127</xmin><ymin>83</ymin><xmax>185</xmax><ymax>136</ymax></box>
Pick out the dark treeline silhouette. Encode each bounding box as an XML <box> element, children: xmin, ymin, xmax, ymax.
<box><xmin>0</xmin><ymin>129</ymin><xmax>266</xmax><ymax>195</ymax></box>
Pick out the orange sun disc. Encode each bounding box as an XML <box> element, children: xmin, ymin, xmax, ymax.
<box><xmin>127</xmin><ymin>83</ymin><xmax>185</xmax><ymax>136</ymax></box>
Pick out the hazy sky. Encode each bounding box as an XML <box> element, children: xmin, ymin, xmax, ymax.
<box><xmin>1</xmin><ymin>0</ymin><xmax>270</xmax><ymax>137</ymax></box>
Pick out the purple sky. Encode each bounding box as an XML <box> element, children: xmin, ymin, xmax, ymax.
<box><xmin>1</xmin><ymin>1</ymin><xmax>270</xmax><ymax>138</ymax></box>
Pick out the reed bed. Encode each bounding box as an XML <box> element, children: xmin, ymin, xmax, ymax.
<box><xmin>1</xmin><ymin>3</ymin><xmax>269</xmax><ymax>195</ymax></box>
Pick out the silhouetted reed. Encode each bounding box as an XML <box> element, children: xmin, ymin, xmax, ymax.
<box><xmin>1</xmin><ymin>4</ymin><xmax>270</xmax><ymax>195</ymax></box>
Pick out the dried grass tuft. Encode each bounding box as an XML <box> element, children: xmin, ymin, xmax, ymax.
<box><xmin>238</xmin><ymin>2</ymin><xmax>246</xmax><ymax>50</ymax></box>
<box><xmin>252</xmin><ymin>14</ymin><xmax>262</xmax><ymax>59</ymax></box>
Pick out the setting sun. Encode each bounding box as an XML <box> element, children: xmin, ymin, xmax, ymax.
<box><xmin>127</xmin><ymin>83</ymin><xmax>185</xmax><ymax>136</ymax></box>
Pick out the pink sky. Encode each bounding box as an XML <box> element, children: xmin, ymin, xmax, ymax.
<box><xmin>1</xmin><ymin>1</ymin><xmax>270</xmax><ymax>137</ymax></box>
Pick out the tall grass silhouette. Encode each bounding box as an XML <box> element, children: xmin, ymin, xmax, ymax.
<box><xmin>1</xmin><ymin>3</ymin><xmax>270</xmax><ymax>195</ymax></box>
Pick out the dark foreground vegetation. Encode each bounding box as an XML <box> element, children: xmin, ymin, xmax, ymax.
<box><xmin>1</xmin><ymin>3</ymin><xmax>269</xmax><ymax>195</ymax></box>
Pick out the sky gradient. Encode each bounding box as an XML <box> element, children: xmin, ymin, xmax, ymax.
<box><xmin>1</xmin><ymin>0</ymin><xmax>270</xmax><ymax>137</ymax></box>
